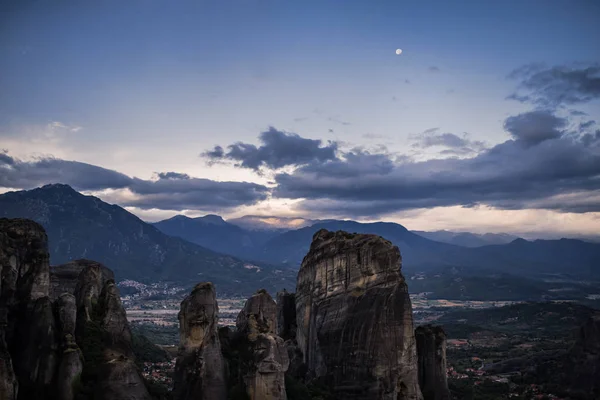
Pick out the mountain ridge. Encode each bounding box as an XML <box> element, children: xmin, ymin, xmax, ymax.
<box><xmin>0</xmin><ymin>184</ymin><xmax>295</xmax><ymax>295</ymax></box>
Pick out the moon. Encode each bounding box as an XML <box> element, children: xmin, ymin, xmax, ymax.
<box><xmin>395</xmin><ymin>49</ymin><xmax>403</xmax><ymax>55</ymax></box>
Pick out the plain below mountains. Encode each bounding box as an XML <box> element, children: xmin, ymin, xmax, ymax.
<box><xmin>0</xmin><ymin>184</ymin><xmax>295</xmax><ymax>295</ymax></box>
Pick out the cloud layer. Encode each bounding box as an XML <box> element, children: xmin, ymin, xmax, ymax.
<box><xmin>0</xmin><ymin>152</ymin><xmax>268</xmax><ymax>211</ymax></box>
<box><xmin>202</xmin><ymin>126</ymin><xmax>338</xmax><ymax>171</ymax></box>
<box><xmin>508</xmin><ymin>63</ymin><xmax>600</xmax><ymax>108</ymax></box>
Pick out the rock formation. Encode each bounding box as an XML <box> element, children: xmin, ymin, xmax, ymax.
<box><xmin>415</xmin><ymin>325</ymin><xmax>449</xmax><ymax>400</ymax></box>
<box><xmin>236</xmin><ymin>289</ymin><xmax>289</xmax><ymax>400</ymax></box>
<box><xmin>564</xmin><ymin>313</ymin><xmax>600</xmax><ymax>397</ymax></box>
<box><xmin>51</xmin><ymin>259</ymin><xmax>114</xmax><ymax>301</ymax></box>
<box><xmin>55</xmin><ymin>293</ymin><xmax>83</xmax><ymax>400</ymax></box>
<box><xmin>276</xmin><ymin>289</ymin><xmax>296</xmax><ymax>341</ymax></box>
<box><xmin>0</xmin><ymin>218</ymin><xmax>54</xmax><ymax>400</ymax></box>
<box><xmin>0</xmin><ymin>218</ymin><xmax>150</xmax><ymax>400</ymax></box>
<box><xmin>91</xmin><ymin>280</ymin><xmax>151</xmax><ymax>400</ymax></box>
<box><xmin>296</xmin><ymin>229</ymin><xmax>423</xmax><ymax>400</ymax></box>
<box><xmin>173</xmin><ymin>282</ymin><xmax>227</xmax><ymax>400</ymax></box>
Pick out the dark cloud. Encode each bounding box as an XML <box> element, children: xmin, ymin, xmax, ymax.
<box><xmin>0</xmin><ymin>154</ymin><xmax>132</xmax><ymax>191</ymax></box>
<box><xmin>411</xmin><ymin>128</ymin><xmax>486</xmax><ymax>154</ymax></box>
<box><xmin>428</xmin><ymin>66</ymin><xmax>440</xmax><ymax>72</ymax></box>
<box><xmin>503</xmin><ymin>110</ymin><xmax>566</xmax><ymax>146</ymax></box>
<box><xmin>127</xmin><ymin>177</ymin><xmax>268</xmax><ymax>211</ymax></box>
<box><xmin>570</xmin><ymin>110</ymin><xmax>588</xmax><ymax>116</ymax></box>
<box><xmin>0</xmin><ymin>153</ymin><xmax>268</xmax><ymax>211</ymax></box>
<box><xmin>156</xmin><ymin>172</ymin><xmax>191</xmax><ymax>180</ymax></box>
<box><xmin>273</xmin><ymin>112</ymin><xmax>600</xmax><ymax>217</ymax></box>
<box><xmin>579</xmin><ymin>120</ymin><xmax>596</xmax><ymax>131</ymax></box>
<box><xmin>405</xmin><ymin>79</ymin><xmax>411</xmax><ymax>84</ymax></box>
<box><xmin>202</xmin><ymin>126</ymin><xmax>338</xmax><ymax>171</ymax></box>
<box><xmin>508</xmin><ymin>63</ymin><xmax>600</xmax><ymax>107</ymax></box>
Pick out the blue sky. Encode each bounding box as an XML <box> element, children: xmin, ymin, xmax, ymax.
<box><xmin>1</xmin><ymin>0</ymin><xmax>599</xmax><ymax>236</ymax></box>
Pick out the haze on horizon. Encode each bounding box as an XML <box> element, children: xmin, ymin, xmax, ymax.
<box><xmin>1</xmin><ymin>0</ymin><xmax>599</xmax><ymax>238</ymax></box>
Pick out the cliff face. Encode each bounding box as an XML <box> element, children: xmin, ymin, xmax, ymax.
<box><xmin>0</xmin><ymin>218</ymin><xmax>53</xmax><ymax>400</ymax></box>
<box><xmin>236</xmin><ymin>289</ymin><xmax>289</xmax><ymax>400</ymax></box>
<box><xmin>91</xmin><ymin>281</ymin><xmax>151</xmax><ymax>400</ymax></box>
<box><xmin>276</xmin><ymin>289</ymin><xmax>296</xmax><ymax>341</ymax></box>
<box><xmin>0</xmin><ymin>218</ymin><xmax>149</xmax><ymax>400</ymax></box>
<box><xmin>296</xmin><ymin>229</ymin><xmax>422</xmax><ymax>400</ymax></box>
<box><xmin>415</xmin><ymin>325</ymin><xmax>449</xmax><ymax>400</ymax></box>
<box><xmin>51</xmin><ymin>259</ymin><xmax>114</xmax><ymax>301</ymax></box>
<box><xmin>55</xmin><ymin>293</ymin><xmax>83</xmax><ymax>400</ymax></box>
<box><xmin>565</xmin><ymin>314</ymin><xmax>600</xmax><ymax>397</ymax></box>
<box><xmin>173</xmin><ymin>282</ymin><xmax>227</xmax><ymax>400</ymax></box>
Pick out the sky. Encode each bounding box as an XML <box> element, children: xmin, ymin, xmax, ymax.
<box><xmin>1</xmin><ymin>0</ymin><xmax>599</xmax><ymax>237</ymax></box>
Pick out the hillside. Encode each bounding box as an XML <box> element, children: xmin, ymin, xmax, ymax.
<box><xmin>152</xmin><ymin>214</ymin><xmax>276</xmax><ymax>259</ymax></box>
<box><xmin>412</xmin><ymin>230</ymin><xmax>519</xmax><ymax>247</ymax></box>
<box><xmin>0</xmin><ymin>184</ymin><xmax>295</xmax><ymax>295</ymax></box>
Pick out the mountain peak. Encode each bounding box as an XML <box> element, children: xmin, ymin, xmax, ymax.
<box><xmin>40</xmin><ymin>183</ymin><xmax>77</xmax><ymax>192</ymax></box>
<box><xmin>195</xmin><ymin>214</ymin><xmax>227</xmax><ymax>226</ymax></box>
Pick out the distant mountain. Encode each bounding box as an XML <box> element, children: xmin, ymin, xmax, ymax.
<box><xmin>152</xmin><ymin>214</ymin><xmax>276</xmax><ymax>259</ymax></box>
<box><xmin>0</xmin><ymin>184</ymin><xmax>295</xmax><ymax>295</ymax></box>
<box><xmin>412</xmin><ymin>230</ymin><xmax>519</xmax><ymax>247</ymax></box>
<box><xmin>227</xmin><ymin>215</ymin><xmax>319</xmax><ymax>231</ymax></box>
<box><xmin>251</xmin><ymin>221</ymin><xmax>600</xmax><ymax>279</ymax></box>
<box><xmin>256</xmin><ymin>220</ymin><xmax>463</xmax><ymax>270</ymax></box>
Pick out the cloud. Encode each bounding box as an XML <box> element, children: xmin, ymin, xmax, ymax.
<box><xmin>508</xmin><ymin>63</ymin><xmax>600</xmax><ymax>107</ymax></box>
<box><xmin>49</xmin><ymin>121</ymin><xmax>82</xmax><ymax>132</ymax></box>
<box><xmin>428</xmin><ymin>66</ymin><xmax>440</xmax><ymax>72</ymax></box>
<box><xmin>155</xmin><ymin>171</ymin><xmax>191</xmax><ymax>180</ymax></box>
<box><xmin>273</xmin><ymin>111</ymin><xmax>600</xmax><ymax>217</ymax></box>
<box><xmin>0</xmin><ymin>153</ymin><xmax>268</xmax><ymax>211</ymax></box>
<box><xmin>411</xmin><ymin>128</ymin><xmax>486</xmax><ymax>154</ymax></box>
<box><xmin>202</xmin><ymin>126</ymin><xmax>338</xmax><ymax>171</ymax></box>
<box><xmin>362</xmin><ymin>133</ymin><xmax>389</xmax><ymax>140</ymax></box>
<box><xmin>503</xmin><ymin>110</ymin><xmax>566</xmax><ymax>146</ymax></box>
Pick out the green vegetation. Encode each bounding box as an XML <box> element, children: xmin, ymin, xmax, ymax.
<box><xmin>131</xmin><ymin>322</ymin><xmax>179</xmax><ymax>345</ymax></box>
<box><xmin>131</xmin><ymin>331</ymin><xmax>171</xmax><ymax>365</ymax></box>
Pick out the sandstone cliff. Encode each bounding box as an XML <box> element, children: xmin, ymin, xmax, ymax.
<box><xmin>51</xmin><ymin>259</ymin><xmax>114</xmax><ymax>301</ymax></box>
<box><xmin>92</xmin><ymin>280</ymin><xmax>151</xmax><ymax>400</ymax></box>
<box><xmin>173</xmin><ymin>282</ymin><xmax>227</xmax><ymax>400</ymax></box>
<box><xmin>564</xmin><ymin>313</ymin><xmax>600</xmax><ymax>397</ymax></box>
<box><xmin>236</xmin><ymin>289</ymin><xmax>289</xmax><ymax>400</ymax></box>
<box><xmin>296</xmin><ymin>229</ymin><xmax>423</xmax><ymax>400</ymax></box>
<box><xmin>415</xmin><ymin>325</ymin><xmax>449</xmax><ymax>400</ymax></box>
<box><xmin>55</xmin><ymin>293</ymin><xmax>83</xmax><ymax>400</ymax></box>
<box><xmin>0</xmin><ymin>218</ymin><xmax>150</xmax><ymax>400</ymax></box>
<box><xmin>0</xmin><ymin>218</ymin><xmax>54</xmax><ymax>400</ymax></box>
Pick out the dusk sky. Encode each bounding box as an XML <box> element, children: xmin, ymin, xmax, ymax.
<box><xmin>1</xmin><ymin>0</ymin><xmax>599</xmax><ymax>237</ymax></box>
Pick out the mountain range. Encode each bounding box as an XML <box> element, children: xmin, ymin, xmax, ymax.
<box><xmin>1</xmin><ymin>184</ymin><xmax>599</xmax><ymax>297</ymax></box>
<box><xmin>0</xmin><ymin>184</ymin><xmax>295</xmax><ymax>295</ymax></box>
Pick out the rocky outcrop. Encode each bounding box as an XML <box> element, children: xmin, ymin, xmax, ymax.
<box><xmin>55</xmin><ymin>293</ymin><xmax>83</xmax><ymax>400</ymax></box>
<box><xmin>564</xmin><ymin>313</ymin><xmax>600</xmax><ymax>397</ymax></box>
<box><xmin>93</xmin><ymin>280</ymin><xmax>151</xmax><ymax>400</ymax></box>
<box><xmin>0</xmin><ymin>217</ymin><xmax>149</xmax><ymax>400</ymax></box>
<box><xmin>236</xmin><ymin>289</ymin><xmax>289</xmax><ymax>400</ymax></box>
<box><xmin>51</xmin><ymin>259</ymin><xmax>114</xmax><ymax>301</ymax></box>
<box><xmin>415</xmin><ymin>325</ymin><xmax>449</xmax><ymax>400</ymax></box>
<box><xmin>276</xmin><ymin>289</ymin><xmax>296</xmax><ymax>341</ymax></box>
<box><xmin>296</xmin><ymin>229</ymin><xmax>422</xmax><ymax>400</ymax></box>
<box><xmin>0</xmin><ymin>218</ymin><xmax>55</xmax><ymax>400</ymax></box>
<box><xmin>173</xmin><ymin>282</ymin><xmax>227</xmax><ymax>400</ymax></box>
